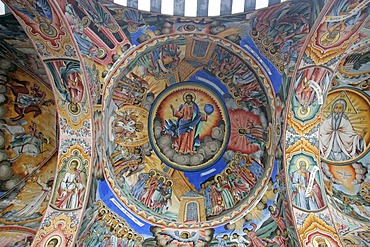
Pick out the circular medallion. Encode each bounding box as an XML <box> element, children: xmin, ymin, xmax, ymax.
<box><xmin>149</xmin><ymin>82</ymin><xmax>229</xmax><ymax>171</ymax></box>
<box><xmin>39</xmin><ymin>23</ymin><xmax>57</xmax><ymax>38</ymax></box>
<box><xmin>320</xmin><ymin>88</ymin><xmax>370</xmax><ymax>164</ymax></box>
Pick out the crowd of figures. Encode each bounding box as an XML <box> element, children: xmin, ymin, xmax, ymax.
<box><xmin>130</xmin><ymin>170</ymin><xmax>173</xmax><ymax>214</ymax></box>
<box><xmin>201</xmin><ymin>157</ymin><xmax>257</xmax><ymax>217</ymax></box>
<box><xmin>82</xmin><ymin>218</ymin><xmax>143</xmax><ymax>247</ymax></box>
<box><xmin>204</xmin><ymin>46</ymin><xmax>267</xmax><ymax>110</ymax></box>
<box><xmin>79</xmin><ymin>201</ymin><xmax>144</xmax><ymax>247</ymax></box>
<box><xmin>112</xmin><ymin>73</ymin><xmax>148</xmax><ymax>107</ymax></box>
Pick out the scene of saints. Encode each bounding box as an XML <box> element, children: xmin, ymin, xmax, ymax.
<box><xmin>103</xmin><ymin>34</ymin><xmax>275</xmax><ymax>231</ymax></box>
<box><xmin>0</xmin><ymin>121</ymin><xmax>50</xmax><ymax>162</ymax></box>
<box><xmin>10</xmin><ymin>0</ymin><xmax>54</xmax><ymax>30</ymax></box>
<box><xmin>81</xmin><ymin>219</ymin><xmax>111</xmax><ymax>246</ymax></box>
<box><xmin>130</xmin><ymin>170</ymin><xmax>173</xmax><ymax>214</ymax></box>
<box><xmin>205</xmin><ymin>47</ymin><xmax>245</xmax><ymax>81</ymax></box>
<box><xmin>249</xmin><ymin>2</ymin><xmax>310</xmax><ymax>71</ymax></box>
<box><xmin>319</xmin><ymin>0</ymin><xmax>368</xmax><ymax>48</ymax></box>
<box><xmin>0</xmin><ymin>177</ymin><xmax>54</xmax><ymax>223</ymax></box>
<box><xmin>200</xmin><ymin>163</ymin><xmax>254</xmax><ymax>217</ymax></box>
<box><xmin>6</xmin><ymin>78</ymin><xmax>55</xmax><ymax>121</ymax></box>
<box><xmin>334</xmin><ymin>195</ymin><xmax>370</xmax><ymax>222</ymax></box>
<box><xmin>77</xmin><ymin>0</ymin><xmax>119</xmax><ymax>32</ymax></box>
<box><xmin>210</xmin><ymin>170</ymin><xmax>299</xmax><ymax>247</ymax></box>
<box><xmin>136</xmin><ymin>42</ymin><xmax>183</xmax><ymax>79</ymax></box>
<box><xmin>112</xmin><ymin>73</ymin><xmax>148</xmax><ymax>107</ymax></box>
<box><xmin>151</xmin><ymin>228</ymin><xmax>213</xmax><ymax>246</ymax></box>
<box><xmin>320</xmin><ymin>94</ymin><xmax>369</xmax><ymax>162</ymax></box>
<box><xmin>127</xmin><ymin>154</ymin><xmax>260</xmax><ymax>219</ymax></box>
<box><xmin>321</xmin><ymin>161</ymin><xmax>370</xmax><ymax>222</ymax></box>
<box><xmin>204</xmin><ymin>47</ymin><xmax>267</xmax><ymax>110</ymax></box>
<box><xmin>227</xmin><ymin>109</ymin><xmax>268</xmax><ymax>155</ymax></box>
<box><xmin>289</xmin><ymin>156</ymin><xmax>325</xmax><ymax>211</ymax></box>
<box><xmin>340</xmin><ymin>49</ymin><xmax>370</xmax><ymax>76</ymax></box>
<box><xmin>1</xmin><ymin>230</ymin><xmax>34</xmax><ymax>247</ymax></box>
<box><xmin>111</xmin><ymin>145</ymin><xmax>145</xmax><ymax>179</ymax></box>
<box><xmin>113</xmin><ymin>110</ymin><xmax>144</xmax><ymax>142</ymax></box>
<box><xmin>53</xmin><ymin>159</ymin><xmax>85</xmax><ymax>210</ymax></box>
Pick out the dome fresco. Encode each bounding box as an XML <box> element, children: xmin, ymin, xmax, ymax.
<box><xmin>0</xmin><ymin>0</ymin><xmax>369</xmax><ymax>246</ymax></box>
<box><xmin>103</xmin><ymin>34</ymin><xmax>275</xmax><ymax>228</ymax></box>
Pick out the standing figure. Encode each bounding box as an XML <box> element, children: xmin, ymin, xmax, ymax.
<box><xmin>65</xmin><ymin>4</ymin><xmax>98</xmax><ymax>58</ymax></box>
<box><xmin>243</xmin><ymin>223</ymin><xmax>267</xmax><ymax>247</ymax></box>
<box><xmin>153</xmin><ymin>180</ymin><xmax>173</xmax><ymax>213</ymax></box>
<box><xmin>141</xmin><ymin>174</ymin><xmax>159</xmax><ymax>208</ymax></box>
<box><xmin>170</xmin><ymin>93</ymin><xmax>208</xmax><ymax>155</ymax></box>
<box><xmin>52</xmin><ymin>61</ymin><xmax>84</xmax><ymax>112</ymax></box>
<box><xmin>215</xmin><ymin>234</ymin><xmax>229</xmax><ymax>247</ymax></box>
<box><xmin>215</xmin><ymin>175</ymin><xmax>235</xmax><ymax>210</ymax></box>
<box><xmin>295</xmin><ymin>77</ymin><xmax>315</xmax><ymax>110</ymax></box>
<box><xmin>55</xmin><ymin>160</ymin><xmax>85</xmax><ymax>209</ymax></box>
<box><xmin>263</xmin><ymin>229</ymin><xmax>288</xmax><ymax>247</ymax></box>
<box><xmin>268</xmin><ymin>204</ymin><xmax>286</xmax><ymax>232</ymax></box>
<box><xmin>209</xmin><ymin>181</ymin><xmax>224</xmax><ymax>215</ymax></box>
<box><xmin>200</xmin><ymin>183</ymin><xmax>212</xmax><ymax>216</ymax></box>
<box><xmin>320</xmin><ymin>99</ymin><xmax>367</xmax><ymax>161</ymax></box>
<box><xmin>232</xmin><ymin>233</ymin><xmax>249</xmax><ymax>247</ymax></box>
<box><xmin>131</xmin><ymin>173</ymin><xmax>149</xmax><ymax>200</ymax></box>
<box><xmin>290</xmin><ymin>161</ymin><xmax>324</xmax><ymax>210</ymax></box>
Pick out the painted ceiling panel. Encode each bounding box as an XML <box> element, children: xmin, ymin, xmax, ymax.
<box><xmin>0</xmin><ymin>0</ymin><xmax>369</xmax><ymax>246</ymax></box>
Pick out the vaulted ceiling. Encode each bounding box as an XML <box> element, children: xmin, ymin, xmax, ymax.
<box><xmin>0</xmin><ymin>0</ymin><xmax>369</xmax><ymax>246</ymax></box>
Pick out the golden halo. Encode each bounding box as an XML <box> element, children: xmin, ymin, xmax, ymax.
<box><xmin>158</xmin><ymin>176</ymin><xmax>165</xmax><ymax>182</ymax></box>
<box><xmin>149</xmin><ymin>169</ymin><xmax>157</xmax><ymax>177</ymax></box>
<box><xmin>320</xmin><ymin>31</ymin><xmax>340</xmax><ymax>46</ymax></box>
<box><xmin>68</xmin><ymin>102</ymin><xmax>81</xmax><ymax>115</ymax></box>
<box><xmin>45</xmin><ymin>235</ymin><xmax>62</xmax><ymax>247</ymax></box>
<box><xmin>68</xmin><ymin>159</ymin><xmax>81</xmax><ymax>170</ymax></box>
<box><xmin>214</xmin><ymin>174</ymin><xmax>222</xmax><ymax>182</ymax></box>
<box><xmin>234</xmin><ymin>152</ymin><xmax>243</xmax><ymax>161</ymax></box>
<box><xmin>296</xmin><ymin>105</ymin><xmax>311</xmax><ymax>118</ymax></box>
<box><xmin>39</xmin><ymin>23</ymin><xmax>57</xmax><ymax>38</ymax></box>
<box><xmin>96</xmin><ymin>48</ymin><xmax>107</xmax><ymax>59</ymax></box>
<box><xmin>99</xmin><ymin>207</ymin><xmax>109</xmax><ymax>215</ymax></box>
<box><xmin>182</xmin><ymin>91</ymin><xmax>196</xmax><ymax>102</ymax></box>
<box><xmin>180</xmin><ymin>231</ymin><xmax>190</xmax><ymax>239</ymax></box>
<box><xmin>127</xmin><ymin>23</ymin><xmax>139</xmax><ymax>33</ymax></box>
<box><xmin>266</xmin><ymin>125</ymin><xmax>271</xmax><ymax>151</ymax></box>
<box><xmin>295</xmin><ymin>157</ymin><xmax>309</xmax><ymax>170</ymax></box>
<box><xmin>360</xmin><ymin>81</ymin><xmax>369</xmax><ymax>89</ymax></box>
<box><xmin>313</xmin><ymin>236</ymin><xmax>330</xmax><ymax>247</ymax></box>
<box><xmin>109</xmin><ymin>24</ymin><xmax>119</xmax><ymax>33</ymax></box>
<box><xmin>81</xmin><ymin>16</ymin><xmax>90</xmax><ymax>27</ymax></box>
<box><xmin>332</xmin><ymin>98</ymin><xmax>348</xmax><ymax>110</ymax></box>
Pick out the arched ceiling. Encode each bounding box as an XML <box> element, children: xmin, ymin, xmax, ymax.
<box><xmin>0</xmin><ymin>0</ymin><xmax>369</xmax><ymax>246</ymax></box>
